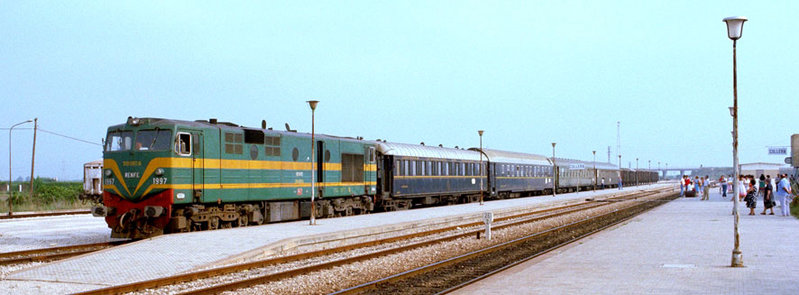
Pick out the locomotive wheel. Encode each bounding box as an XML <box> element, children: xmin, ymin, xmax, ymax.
<box><xmin>209</xmin><ymin>217</ymin><xmax>220</xmax><ymax>230</ymax></box>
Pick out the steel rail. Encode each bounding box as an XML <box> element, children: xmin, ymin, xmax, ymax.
<box><xmin>175</xmin><ymin>189</ymin><xmax>670</xmax><ymax>295</ymax></box>
<box><xmin>0</xmin><ymin>209</ymin><xmax>91</xmax><ymax>220</ymax></box>
<box><xmin>0</xmin><ymin>241</ymin><xmax>128</xmax><ymax>265</ymax></box>
<box><xmin>74</xmin><ymin>187</ymin><xmax>668</xmax><ymax>295</ymax></box>
<box><xmin>335</xmin><ymin>190</ymin><xmax>676</xmax><ymax>294</ymax></box>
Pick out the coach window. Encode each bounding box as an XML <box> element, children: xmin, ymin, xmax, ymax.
<box><xmin>175</xmin><ymin>132</ymin><xmax>191</xmax><ymax>156</ymax></box>
<box><xmin>426</xmin><ymin>161</ymin><xmax>432</xmax><ymax>176</ymax></box>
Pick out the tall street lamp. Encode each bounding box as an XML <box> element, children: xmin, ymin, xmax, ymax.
<box><xmin>478</xmin><ymin>130</ymin><xmax>484</xmax><ymax>205</ymax></box>
<box><xmin>308</xmin><ymin>100</ymin><xmax>319</xmax><ymax>225</ymax></box>
<box><xmin>618</xmin><ymin>154</ymin><xmax>622</xmax><ymax>190</ymax></box>
<box><xmin>552</xmin><ymin>142</ymin><xmax>556</xmax><ymax>197</ymax></box>
<box><xmin>8</xmin><ymin>119</ymin><xmax>33</xmax><ymax>216</ymax></box>
<box><xmin>724</xmin><ymin>15</ymin><xmax>747</xmax><ymax>268</ymax></box>
<box><xmin>593</xmin><ymin>150</ymin><xmax>596</xmax><ymax>192</ymax></box>
<box><xmin>636</xmin><ymin>158</ymin><xmax>639</xmax><ymax>186</ymax></box>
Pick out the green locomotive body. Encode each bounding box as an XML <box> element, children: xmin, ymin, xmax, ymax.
<box><xmin>98</xmin><ymin>117</ymin><xmax>376</xmax><ymax>239</ymax></box>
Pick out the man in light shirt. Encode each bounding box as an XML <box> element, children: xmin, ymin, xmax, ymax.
<box><xmin>775</xmin><ymin>174</ymin><xmax>793</xmax><ymax>216</ymax></box>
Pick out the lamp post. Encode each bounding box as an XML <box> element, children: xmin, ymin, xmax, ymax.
<box><xmin>552</xmin><ymin>142</ymin><xmax>556</xmax><ymax>197</ymax></box>
<box><xmin>307</xmin><ymin>100</ymin><xmax>319</xmax><ymax>225</ymax></box>
<box><xmin>593</xmin><ymin>150</ymin><xmax>596</xmax><ymax>192</ymax></box>
<box><xmin>8</xmin><ymin>120</ymin><xmax>32</xmax><ymax>216</ymax></box>
<box><xmin>724</xmin><ymin>15</ymin><xmax>747</xmax><ymax>268</ymax></box>
<box><xmin>478</xmin><ymin>130</ymin><xmax>484</xmax><ymax>205</ymax></box>
<box><xmin>618</xmin><ymin>154</ymin><xmax>622</xmax><ymax>190</ymax></box>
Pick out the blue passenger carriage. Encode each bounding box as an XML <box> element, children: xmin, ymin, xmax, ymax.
<box><xmin>478</xmin><ymin>149</ymin><xmax>554</xmax><ymax>198</ymax></box>
<box><xmin>376</xmin><ymin>142</ymin><xmax>486</xmax><ymax>210</ymax></box>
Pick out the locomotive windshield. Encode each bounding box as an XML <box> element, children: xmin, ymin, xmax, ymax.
<box><xmin>105</xmin><ymin>130</ymin><xmax>172</xmax><ymax>152</ymax></box>
<box><xmin>134</xmin><ymin>130</ymin><xmax>172</xmax><ymax>151</ymax></box>
<box><xmin>105</xmin><ymin>131</ymin><xmax>133</xmax><ymax>152</ymax></box>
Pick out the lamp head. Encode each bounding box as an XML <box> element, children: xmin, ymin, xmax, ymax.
<box><xmin>307</xmin><ymin>100</ymin><xmax>319</xmax><ymax>110</ymax></box>
<box><xmin>728</xmin><ymin>106</ymin><xmax>735</xmax><ymax>117</ymax></box>
<box><xmin>551</xmin><ymin>142</ymin><xmax>556</xmax><ymax>148</ymax></box>
<box><xmin>723</xmin><ymin>16</ymin><xmax>747</xmax><ymax>40</ymax></box>
<box><xmin>478</xmin><ymin>130</ymin><xmax>484</xmax><ymax>136</ymax></box>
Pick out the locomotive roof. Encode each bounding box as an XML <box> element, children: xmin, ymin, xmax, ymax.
<box><xmin>472</xmin><ymin>148</ymin><xmax>552</xmax><ymax>166</ymax></box>
<box><xmin>109</xmin><ymin>117</ymin><xmax>370</xmax><ymax>144</ymax></box>
<box><xmin>375</xmin><ymin>141</ymin><xmax>482</xmax><ymax>161</ymax></box>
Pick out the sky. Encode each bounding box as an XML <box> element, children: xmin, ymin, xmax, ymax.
<box><xmin>2</xmin><ymin>1</ymin><xmax>798</xmax><ymax>181</ymax></box>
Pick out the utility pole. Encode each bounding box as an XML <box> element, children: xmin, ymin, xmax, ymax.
<box><xmin>29</xmin><ymin>118</ymin><xmax>37</xmax><ymax>199</ymax></box>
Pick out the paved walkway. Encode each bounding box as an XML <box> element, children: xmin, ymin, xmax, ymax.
<box><xmin>455</xmin><ymin>186</ymin><xmax>799</xmax><ymax>294</ymax></box>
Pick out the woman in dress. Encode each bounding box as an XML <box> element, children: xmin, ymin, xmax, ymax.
<box><xmin>746</xmin><ymin>178</ymin><xmax>757</xmax><ymax>215</ymax></box>
<box><xmin>761</xmin><ymin>175</ymin><xmax>775</xmax><ymax>215</ymax></box>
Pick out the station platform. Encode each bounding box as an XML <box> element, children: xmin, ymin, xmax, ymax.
<box><xmin>1</xmin><ymin>183</ymin><xmax>667</xmax><ymax>294</ymax></box>
<box><xmin>454</xmin><ymin>188</ymin><xmax>799</xmax><ymax>294</ymax></box>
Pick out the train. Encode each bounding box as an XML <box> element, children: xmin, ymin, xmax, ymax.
<box><xmin>92</xmin><ymin>117</ymin><xmax>658</xmax><ymax>239</ymax></box>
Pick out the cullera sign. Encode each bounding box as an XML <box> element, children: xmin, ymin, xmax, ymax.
<box><xmin>768</xmin><ymin>146</ymin><xmax>787</xmax><ymax>155</ymax></box>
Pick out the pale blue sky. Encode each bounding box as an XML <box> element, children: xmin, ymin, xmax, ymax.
<box><xmin>2</xmin><ymin>1</ymin><xmax>798</xmax><ymax>180</ymax></box>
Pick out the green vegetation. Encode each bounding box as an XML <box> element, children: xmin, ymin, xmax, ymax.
<box><xmin>0</xmin><ymin>178</ymin><xmax>91</xmax><ymax>213</ymax></box>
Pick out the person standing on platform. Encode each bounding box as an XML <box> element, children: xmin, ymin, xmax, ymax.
<box><xmin>703</xmin><ymin>176</ymin><xmax>711</xmax><ymax>200</ymax></box>
<box><xmin>761</xmin><ymin>175</ymin><xmax>775</xmax><ymax>215</ymax></box>
<box><xmin>745</xmin><ymin>178</ymin><xmax>757</xmax><ymax>215</ymax></box>
<box><xmin>720</xmin><ymin>175</ymin><xmax>728</xmax><ymax>198</ymax></box>
<box><xmin>776</xmin><ymin>174</ymin><xmax>793</xmax><ymax>217</ymax></box>
<box><xmin>618</xmin><ymin>173</ymin><xmax>623</xmax><ymax>190</ymax></box>
<box><xmin>738</xmin><ymin>175</ymin><xmax>747</xmax><ymax>202</ymax></box>
<box><xmin>680</xmin><ymin>175</ymin><xmax>685</xmax><ymax>197</ymax></box>
<box><xmin>694</xmin><ymin>176</ymin><xmax>700</xmax><ymax>198</ymax></box>
<box><xmin>601</xmin><ymin>177</ymin><xmax>605</xmax><ymax>189</ymax></box>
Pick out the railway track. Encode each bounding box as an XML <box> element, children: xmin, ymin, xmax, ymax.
<box><xmin>73</xmin><ymin>187</ymin><xmax>672</xmax><ymax>295</ymax></box>
<box><xmin>338</xmin><ymin>190</ymin><xmax>679</xmax><ymax>294</ymax></box>
<box><xmin>0</xmin><ymin>209</ymin><xmax>91</xmax><ymax>220</ymax></box>
<box><xmin>0</xmin><ymin>241</ymin><xmax>128</xmax><ymax>266</ymax></box>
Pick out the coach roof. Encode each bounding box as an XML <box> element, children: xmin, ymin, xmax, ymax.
<box><xmin>472</xmin><ymin>148</ymin><xmax>552</xmax><ymax>166</ymax></box>
<box><xmin>375</xmin><ymin>141</ymin><xmax>482</xmax><ymax>161</ymax></box>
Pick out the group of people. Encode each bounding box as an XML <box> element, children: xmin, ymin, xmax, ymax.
<box><xmin>736</xmin><ymin>174</ymin><xmax>793</xmax><ymax>216</ymax></box>
<box><xmin>679</xmin><ymin>175</ymin><xmax>712</xmax><ymax>200</ymax></box>
<box><xmin>680</xmin><ymin>174</ymin><xmax>794</xmax><ymax>216</ymax></box>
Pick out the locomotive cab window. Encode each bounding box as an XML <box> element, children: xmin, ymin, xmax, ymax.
<box><xmin>176</xmin><ymin>132</ymin><xmax>192</xmax><ymax>156</ymax></box>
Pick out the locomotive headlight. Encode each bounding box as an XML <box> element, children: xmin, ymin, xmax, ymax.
<box><xmin>155</xmin><ymin>168</ymin><xmax>164</xmax><ymax>176</ymax></box>
<box><xmin>104</xmin><ymin>169</ymin><xmax>112</xmax><ymax>177</ymax></box>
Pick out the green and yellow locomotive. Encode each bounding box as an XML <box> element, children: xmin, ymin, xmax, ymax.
<box><xmin>96</xmin><ymin>117</ymin><xmax>376</xmax><ymax>239</ymax></box>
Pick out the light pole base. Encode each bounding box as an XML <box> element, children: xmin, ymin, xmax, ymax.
<box><xmin>731</xmin><ymin>249</ymin><xmax>744</xmax><ymax>267</ymax></box>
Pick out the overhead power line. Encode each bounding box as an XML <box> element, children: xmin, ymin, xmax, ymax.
<box><xmin>1</xmin><ymin>126</ymin><xmax>101</xmax><ymax>146</ymax></box>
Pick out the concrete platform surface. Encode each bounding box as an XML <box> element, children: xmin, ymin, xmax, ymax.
<box><xmin>454</xmin><ymin>188</ymin><xmax>799</xmax><ymax>294</ymax></box>
<box><xmin>1</xmin><ymin>183</ymin><xmax>667</xmax><ymax>294</ymax></box>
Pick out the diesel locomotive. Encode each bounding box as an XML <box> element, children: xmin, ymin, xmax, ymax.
<box><xmin>93</xmin><ymin>117</ymin><xmax>657</xmax><ymax>239</ymax></box>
